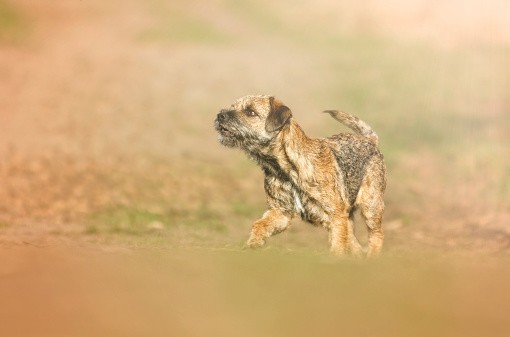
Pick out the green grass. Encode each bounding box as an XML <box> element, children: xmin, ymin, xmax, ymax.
<box><xmin>85</xmin><ymin>204</ymin><xmax>226</xmax><ymax>236</ymax></box>
<box><xmin>230</xmin><ymin>199</ymin><xmax>264</xmax><ymax>218</ymax></box>
<box><xmin>139</xmin><ymin>1</ymin><xmax>231</xmax><ymax>44</ymax></box>
<box><xmin>0</xmin><ymin>1</ymin><xmax>27</xmax><ymax>43</ymax></box>
<box><xmin>226</xmin><ymin>0</ymin><xmax>286</xmax><ymax>34</ymax></box>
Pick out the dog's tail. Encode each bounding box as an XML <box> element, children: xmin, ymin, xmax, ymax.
<box><xmin>323</xmin><ymin>110</ymin><xmax>379</xmax><ymax>146</ymax></box>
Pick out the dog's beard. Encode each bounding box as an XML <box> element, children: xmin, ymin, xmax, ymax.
<box><xmin>215</xmin><ymin>119</ymin><xmax>274</xmax><ymax>152</ymax></box>
<box><xmin>214</xmin><ymin>119</ymin><xmax>239</xmax><ymax>147</ymax></box>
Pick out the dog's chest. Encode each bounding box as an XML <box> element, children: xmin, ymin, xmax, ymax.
<box><xmin>290</xmin><ymin>187</ymin><xmax>330</xmax><ymax>225</ymax></box>
<box><xmin>260</xmin><ymin>155</ymin><xmax>331</xmax><ymax>224</ymax></box>
<box><xmin>292</xmin><ymin>188</ymin><xmax>306</xmax><ymax>215</ymax></box>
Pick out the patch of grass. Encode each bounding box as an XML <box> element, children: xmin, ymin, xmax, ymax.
<box><xmin>86</xmin><ymin>206</ymin><xmax>166</xmax><ymax>236</ymax></box>
<box><xmin>85</xmin><ymin>204</ymin><xmax>226</xmax><ymax>236</ymax></box>
<box><xmin>0</xmin><ymin>1</ymin><xmax>28</xmax><ymax>43</ymax></box>
<box><xmin>230</xmin><ymin>199</ymin><xmax>264</xmax><ymax>218</ymax></box>
<box><xmin>193</xmin><ymin>204</ymin><xmax>227</xmax><ymax>233</ymax></box>
<box><xmin>226</xmin><ymin>0</ymin><xmax>285</xmax><ymax>34</ymax></box>
<box><xmin>140</xmin><ymin>18</ymin><xmax>228</xmax><ymax>44</ymax></box>
<box><xmin>139</xmin><ymin>1</ymin><xmax>231</xmax><ymax>44</ymax></box>
<box><xmin>498</xmin><ymin>170</ymin><xmax>510</xmax><ymax>210</ymax></box>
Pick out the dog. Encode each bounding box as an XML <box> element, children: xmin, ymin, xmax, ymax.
<box><xmin>214</xmin><ymin>95</ymin><xmax>386</xmax><ymax>257</ymax></box>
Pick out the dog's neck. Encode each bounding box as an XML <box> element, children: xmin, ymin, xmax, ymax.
<box><xmin>277</xmin><ymin>120</ymin><xmax>318</xmax><ymax>181</ymax></box>
<box><xmin>278</xmin><ymin>119</ymin><xmax>316</xmax><ymax>156</ymax></box>
<box><xmin>279</xmin><ymin>119</ymin><xmax>313</xmax><ymax>148</ymax></box>
<box><xmin>247</xmin><ymin>119</ymin><xmax>317</xmax><ymax>183</ymax></box>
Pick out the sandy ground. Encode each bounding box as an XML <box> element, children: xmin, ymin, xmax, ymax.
<box><xmin>1</xmin><ymin>1</ymin><xmax>510</xmax><ymax>335</ymax></box>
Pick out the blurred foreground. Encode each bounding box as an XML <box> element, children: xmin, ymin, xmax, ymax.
<box><xmin>1</xmin><ymin>247</ymin><xmax>510</xmax><ymax>337</ymax></box>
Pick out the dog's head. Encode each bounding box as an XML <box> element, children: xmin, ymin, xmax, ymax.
<box><xmin>214</xmin><ymin>95</ymin><xmax>292</xmax><ymax>149</ymax></box>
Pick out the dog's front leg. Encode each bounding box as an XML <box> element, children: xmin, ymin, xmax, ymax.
<box><xmin>246</xmin><ymin>209</ymin><xmax>291</xmax><ymax>248</ymax></box>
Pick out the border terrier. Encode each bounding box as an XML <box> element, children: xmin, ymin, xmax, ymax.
<box><xmin>214</xmin><ymin>95</ymin><xmax>386</xmax><ymax>257</ymax></box>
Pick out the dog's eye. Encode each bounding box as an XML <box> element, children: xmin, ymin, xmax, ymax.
<box><xmin>245</xmin><ymin>108</ymin><xmax>257</xmax><ymax>117</ymax></box>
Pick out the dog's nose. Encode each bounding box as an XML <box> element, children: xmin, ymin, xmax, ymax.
<box><xmin>217</xmin><ymin>110</ymin><xmax>228</xmax><ymax>122</ymax></box>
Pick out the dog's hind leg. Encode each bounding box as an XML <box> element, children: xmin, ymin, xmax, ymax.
<box><xmin>329</xmin><ymin>213</ymin><xmax>364</xmax><ymax>257</ymax></box>
<box><xmin>361</xmin><ymin>207</ymin><xmax>384</xmax><ymax>258</ymax></box>
<box><xmin>357</xmin><ymin>159</ymin><xmax>386</xmax><ymax>258</ymax></box>
<box><xmin>347</xmin><ymin>215</ymin><xmax>364</xmax><ymax>258</ymax></box>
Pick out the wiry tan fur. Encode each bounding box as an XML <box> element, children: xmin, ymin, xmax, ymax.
<box><xmin>214</xmin><ymin>95</ymin><xmax>386</xmax><ymax>257</ymax></box>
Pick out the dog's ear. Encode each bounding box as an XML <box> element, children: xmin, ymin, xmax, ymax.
<box><xmin>266</xmin><ymin>97</ymin><xmax>292</xmax><ymax>133</ymax></box>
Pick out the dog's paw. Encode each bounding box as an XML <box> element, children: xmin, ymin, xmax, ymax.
<box><xmin>243</xmin><ymin>236</ymin><xmax>265</xmax><ymax>249</ymax></box>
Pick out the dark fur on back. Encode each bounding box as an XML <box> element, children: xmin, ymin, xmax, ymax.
<box><xmin>327</xmin><ymin>134</ymin><xmax>382</xmax><ymax>207</ymax></box>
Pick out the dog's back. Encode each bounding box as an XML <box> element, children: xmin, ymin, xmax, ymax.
<box><xmin>326</xmin><ymin>134</ymin><xmax>382</xmax><ymax>207</ymax></box>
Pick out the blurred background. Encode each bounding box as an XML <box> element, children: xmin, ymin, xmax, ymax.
<box><xmin>0</xmin><ymin>0</ymin><xmax>509</xmax><ymax>336</ymax></box>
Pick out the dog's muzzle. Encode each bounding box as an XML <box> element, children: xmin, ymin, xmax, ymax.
<box><xmin>215</xmin><ymin>110</ymin><xmax>234</xmax><ymax>137</ymax></box>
